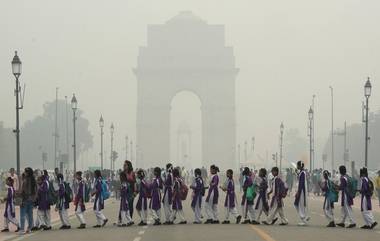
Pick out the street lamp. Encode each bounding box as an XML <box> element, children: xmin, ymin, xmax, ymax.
<box><xmin>280</xmin><ymin>122</ymin><xmax>284</xmax><ymax>173</ymax></box>
<box><xmin>71</xmin><ymin>94</ymin><xmax>78</xmax><ymax>174</ymax></box>
<box><xmin>110</xmin><ymin>123</ymin><xmax>115</xmax><ymax>170</ymax></box>
<box><xmin>329</xmin><ymin>86</ymin><xmax>334</xmax><ymax>172</ymax></box>
<box><xmin>99</xmin><ymin>115</ymin><xmax>104</xmax><ymax>170</ymax></box>
<box><xmin>11</xmin><ymin>51</ymin><xmax>22</xmax><ymax>176</ymax></box>
<box><xmin>308</xmin><ymin>107</ymin><xmax>314</xmax><ymax>171</ymax></box>
<box><xmin>364</xmin><ymin>77</ymin><xmax>372</xmax><ymax>167</ymax></box>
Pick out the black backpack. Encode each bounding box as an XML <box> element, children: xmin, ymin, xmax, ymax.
<box><xmin>64</xmin><ymin>182</ymin><xmax>73</xmax><ymax>203</ymax></box>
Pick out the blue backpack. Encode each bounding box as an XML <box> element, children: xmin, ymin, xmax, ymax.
<box><xmin>101</xmin><ymin>180</ymin><xmax>110</xmax><ymax>200</ymax></box>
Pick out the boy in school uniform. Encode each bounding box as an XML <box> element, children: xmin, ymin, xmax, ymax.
<box><xmin>190</xmin><ymin>168</ymin><xmax>204</xmax><ymax>224</ymax></box>
<box><xmin>294</xmin><ymin>161</ymin><xmax>310</xmax><ymax>226</ymax></box>
<box><xmin>170</xmin><ymin>168</ymin><xmax>187</xmax><ymax>224</ymax></box>
<box><xmin>263</xmin><ymin>167</ymin><xmax>288</xmax><ymax>226</ymax></box>
<box><xmin>221</xmin><ymin>169</ymin><xmax>241</xmax><ymax>224</ymax></box>
<box><xmin>92</xmin><ymin>170</ymin><xmax>108</xmax><ymax>228</ymax></box>
<box><xmin>336</xmin><ymin>165</ymin><xmax>356</xmax><ymax>228</ymax></box>
<box><xmin>1</xmin><ymin>177</ymin><xmax>20</xmax><ymax>232</ymax></box>
<box><xmin>204</xmin><ymin>165</ymin><xmax>220</xmax><ymax>224</ymax></box>
<box><xmin>254</xmin><ymin>168</ymin><xmax>269</xmax><ymax>224</ymax></box>
<box><xmin>320</xmin><ymin>170</ymin><xmax>336</xmax><ymax>227</ymax></box>
<box><xmin>150</xmin><ymin>167</ymin><xmax>163</xmax><ymax>225</ymax></box>
<box><xmin>136</xmin><ymin>169</ymin><xmax>149</xmax><ymax>226</ymax></box>
<box><xmin>241</xmin><ymin>167</ymin><xmax>256</xmax><ymax>224</ymax></box>
<box><xmin>359</xmin><ymin>167</ymin><xmax>377</xmax><ymax>229</ymax></box>
<box><xmin>74</xmin><ymin>171</ymin><xmax>86</xmax><ymax>229</ymax></box>
<box><xmin>36</xmin><ymin>175</ymin><xmax>51</xmax><ymax>230</ymax></box>
<box><xmin>118</xmin><ymin>172</ymin><xmax>133</xmax><ymax>227</ymax></box>
<box><xmin>55</xmin><ymin>173</ymin><xmax>71</xmax><ymax>229</ymax></box>
<box><xmin>162</xmin><ymin>163</ymin><xmax>174</xmax><ymax>225</ymax></box>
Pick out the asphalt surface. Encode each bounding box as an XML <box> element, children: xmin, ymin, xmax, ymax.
<box><xmin>2</xmin><ymin>193</ymin><xmax>380</xmax><ymax>241</ymax></box>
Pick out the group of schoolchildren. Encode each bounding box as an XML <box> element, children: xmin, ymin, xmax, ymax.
<box><xmin>2</xmin><ymin>160</ymin><xmax>378</xmax><ymax>234</ymax></box>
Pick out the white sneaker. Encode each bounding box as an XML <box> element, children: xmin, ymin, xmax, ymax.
<box><xmin>298</xmin><ymin>222</ymin><xmax>306</xmax><ymax>226</ymax></box>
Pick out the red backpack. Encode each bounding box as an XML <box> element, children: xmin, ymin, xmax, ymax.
<box><xmin>179</xmin><ymin>180</ymin><xmax>189</xmax><ymax>201</ymax></box>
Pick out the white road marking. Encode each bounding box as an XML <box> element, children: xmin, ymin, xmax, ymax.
<box><xmin>138</xmin><ymin>230</ymin><xmax>145</xmax><ymax>235</ymax></box>
<box><xmin>132</xmin><ymin>237</ymin><xmax>141</xmax><ymax>241</ymax></box>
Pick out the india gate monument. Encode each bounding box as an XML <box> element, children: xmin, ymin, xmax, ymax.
<box><xmin>134</xmin><ymin>11</ymin><xmax>238</xmax><ymax>170</ymax></box>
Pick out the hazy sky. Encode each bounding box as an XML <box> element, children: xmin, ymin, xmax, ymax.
<box><xmin>1</xmin><ymin>0</ymin><xmax>379</xmax><ymax>168</ymax></box>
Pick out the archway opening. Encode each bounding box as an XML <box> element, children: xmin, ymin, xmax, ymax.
<box><xmin>170</xmin><ymin>91</ymin><xmax>202</xmax><ymax>169</ymax></box>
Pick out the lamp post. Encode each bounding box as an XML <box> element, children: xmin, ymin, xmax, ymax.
<box><xmin>125</xmin><ymin>136</ymin><xmax>129</xmax><ymax>160</ymax></box>
<box><xmin>99</xmin><ymin>115</ymin><xmax>104</xmax><ymax>170</ymax></box>
<box><xmin>329</xmin><ymin>86</ymin><xmax>334</xmax><ymax>172</ymax></box>
<box><xmin>110</xmin><ymin>123</ymin><xmax>115</xmax><ymax>171</ymax></box>
<box><xmin>280</xmin><ymin>122</ymin><xmax>284</xmax><ymax>173</ymax></box>
<box><xmin>308</xmin><ymin>107</ymin><xmax>314</xmax><ymax>171</ymax></box>
<box><xmin>364</xmin><ymin>77</ymin><xmax>372</xmax><ymax>167</ymax></box>
<box><xmin>11</xmin><ymin>51</ymin><xmax>22</xmax><ymax>175</ymax></box>
<box><xmin>71</xmin><ymin>94</ymin><xmax>78</xmax><ymax>174</ymax></box>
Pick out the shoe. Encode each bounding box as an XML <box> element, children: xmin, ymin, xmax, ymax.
<box><xmin>370</xmin><ymin>222</ymin><xmax>378</xmax><ymax>229</ymax></box>
<box><xmin>222</xmin><ymin>220</ymin><xmax>230</xmax><ymax>224</ymax></box>
<box><xmin>93</xmin><ymin>225</ymin><xmax>101</xmax><ymax>228</ymax></box>
<box><xmin>298</xmin><ymin>222</ymin><xmax>306</xmax><ymax>226</ymax></box>
<box><xmin>236</xmin><ymin>215</ymin><xmax>242</xmax><ymax>224</ymax></box>
<box><xmin>212</xmin><ymin>220</ymin><xmax>220</xmax><ymax>224</ymax></box>
<box><xmin>262</xmin><ymin>221</ymin><xmax>270</xmax><ymax>225</ymax></box>
<box><xmin>153</xmin><ymin>220</ymin><xmax>161</xmax><ymax>226</ymax></box>
<box><xmin>65</xmin><ymin>225</ymin><xmax>71</xmax><ymax>229</ymax></box>
<box><xmin>336</xmin><ymin>223</ymin><xmax>345</xmax><ymax>228</ymax></box>
<box><xmin>179</xmin><ymin>221</ymin><xmax>187</xmax><ymax>224</ymax></box>
<box><xmin>77</xmin><ymin>224</ymin><xmax>86</xmax><ymax>229</ymax></box>
<box><xmin>242</xmin><ymin>219</ymin><xmax>250</xmax><ymax>224</ymax></box>
<box><xmin>279</xmin><ymin>222</ymin><xmax>288</xmax><ymax>226</ymax></box>
<box><xmin>305</xmin><ymin>216</ymin><xmax>311</xmax><ymax>222</ymax></box>
<box><xmin>138</xmin><ymin>222</ymin><xmax>147</xmax><ymax>226</ymax></box>
<box><xmin>31</xmin><ymin>227</ymin><xmax>39</xmax><ymax>231</ymax></box>
<box><xmin>59</xmin><ymin>226</ymin><xmax>66</xmax><ymax>230</ymax></box>
<box><xmin>127</xmin><ymin>222</ymin><xmax>134</xmax><ymax>227</ymax></box>
<box><xmin>326</xmin><ymin>221</ymin><xmax>336</xmax><ymax>227</ymax></box>
<box><xmin>1</xmin><ymin>228</ymin><xmax>9</xmax><ymax>232</ymax></box>
<box><xmin>204</xmin><ymin>219</ymin><xmax>213</xmax><ymax>224</ymax></box>
<box><xmin>251</xmin><ymin>220</ymin><xmax>260</xmax><ymax>225</ymax></box>
<box><xmin>347</xmin><ymin>224</ymin><xmax>356</xmax><ymax>228</ymax></box>
<box><xmin>271</xmin><ymin>218</ymin><xmax>278</xmax><ymax>225</ymax></box>
<box><xmin>163</xmin><ymin>221</ymin><xmax>170</xmax><ymax>225</ymax></box>
<box><xmin>15</xmin><ymin>227</ymin><xmax>20</xmax><ymax>232</ymax></box>
<box><xmin>102</xmin><ymin>219</ymin><xmax>108</xmax><ymax>227</ymax></box>
<box><xmin>360</xmin><ymin>225</ymin><xmax>370</xmax><ymax>229</ymax></box>
<box><xmin>43</xmin><ymin>226</ymin><xmax>52</xmax><ymax>230</ymax></box>
<box><xmin>193</xmin><ymin>221</ymin><xmax>201</xmax><ymax>224</ymax></box>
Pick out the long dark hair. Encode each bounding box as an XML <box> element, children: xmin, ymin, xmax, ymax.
<box><xmin>23</xmin><ymin>167</ymin><xmax>36</xmax><ymax>196</ymax></box>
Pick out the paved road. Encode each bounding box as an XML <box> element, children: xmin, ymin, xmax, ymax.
<box><xmin>2</xmin><ymin>194</ymin><xmax>380</xmax><ymax>241</ymax></box>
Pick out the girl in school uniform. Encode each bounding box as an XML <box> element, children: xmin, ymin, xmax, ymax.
<box><xmin>136</xmin><ymin>169</ymin><xmax>149</xmax><ymax>226</ymax></box>
<box><xmin>254</xmin><ymin>168</ymin><xmax>269</xmax><ymax>224</ymax></box>
<box><xmin>36</xmin><ymin>175</ymin><xmax>51</xmax><ymax>230</ymax></box>
<box><xmin>320</xmin><ymin>170</ymin><xmax>336</xmax><ymax>227</ymax></box>
<box><xmin>170</xmin><ymin>168</ymin><xmax>187</xmax><ymax>224</ymax></box>
<box><xmin>92</xmin><ymin>170</ymin><xmax>108</xmax><ymax>228</ymax></box>
<box><xmin>150</xmin><ymin>167</ymin><xmax>163</xmax><ymax>225</ymax></box>
<box><xmin>119</xmin><ymin>172</ymin><xmax>133</xmax><ymax>227</ymax></box>
<box><xmin>336</xmin><ymin>165</ymin><xmax>356</xmax><ymax>228</ymax></box>
<box><xmin>74</xmin><ymin>171</ymin><xmax>86</xmax><ymax>229</ymax></box>
<box><xmin>190</xmin><ymin>168</ymin><xmax>204</xmax><ymax>224</ymax></box>
<box><xmin>221</xmin><ymin>169</ymin><xmax>241</xmax><ymax>224</ymax></box>
<box><xmin>359</xmin><ymin>167</ymin><xmax>377</xmax><ymax>229</ymax></box>
<box><xmin>162</xmin><ymin>163</ymin><xmax>173</xmax><ymax>225</ymax></box>
<box><xmin>205</xmin><ymin>165</ymin><xmax>220</xmax><ymax>224</ymax></box>
<box><xmin>1</xmin><ymin>177</ymin><xmax>19</xmax><ymax>232</ymax></box>
<box><xmin>294</xmin><ymin>161</ymin><xmax>310</xmax><ymax>226</ymax></box>
<box><xmin>241</xmin><ymin>167</ymin><xmax>256</xmax><ymax>224</ymax></box>
<box><xmin>55</xmin><ymin>173</ymin><xmax>71</xmax><ymax>229</ymax></box>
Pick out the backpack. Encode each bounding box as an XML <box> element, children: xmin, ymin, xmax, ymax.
<box><xmin>179</xmin><ymin>180</ymin><xmax>189</xmax><ymax>201</ymax></box>
<box><xmin>48</xmin><ymin>181</ymin><xmax>58</xmax><ymax>205</ymax></box>
<box><xmin>84</xmin><ymin>183</ymin><xmax>91</xmax><ymax>203</ymax></box>
<box><xmin>368</xmin><ymin>179</ymin><xmax>374</xmax><ymax>196</ymax></box>
<box><xmin>278</xmin><ymin>179</ymin><xmax>288</xmax><ymax>198</ymax></box>
<box><xmin>327</xmin><ymin>180</ymin><xmax>339</xmax><ymax>202</ymax></box>
<box><xmin>101</xmin><ymin>180</ymin><xmax>110</xmax><ymax>200</ymax></box>
<box><xmin>346</xmin><ymin>176</ymin><xmax>358</xmax><ymax>198</ymax></box>
<box><xmin>246</xmin><ymin>184</ymin><xmax>256</xmax><ymax>201</ymax></box>
<box><xmin>64</xmin><ymin>182</ymin><xmax>73</xmax><ymax>203</ymax></box>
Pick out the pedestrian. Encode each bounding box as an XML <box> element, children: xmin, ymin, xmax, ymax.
<box><xmin>19</xmin><ymin>168</ymin><xmax>37</xmax><ymax>234</ymax></box>
<box><xmin>162</xmin><ymin>163</ymin><xmax>173</xmax><ymax>225</ymax></box>
<box><xmin>336</xmin><ymin>165</ymin><xmax>356</xmax><ymax>228</ymax></box>
<box><xmin>170</xmin><ymin>168</ymin><xmax>186</xmax><ymax>224</ymax></box>
<box><xmin>221</xmin><ymin>169</ymin><xmax>241</xmax><ymax>224</ymax></box>
<box><xmin>74</xmin><ymin>171</ymin><xmax>86</xmax><ymax>229</ymax></box>
<box><xmin>204</xmin><ymin>165</ymin><xmax>220</xmax><ymax>224</ymax></box>
<box><xmin>36</xmin><ymin>175</ymin><xmax>51</xmax><ymax>230</ymax></box>
<box><xmin>190</xmin><ymin>168</ymin><xmax>204</xmax><ymax>224</ymax></box>
<box><xmin>55</xmin><ymin>173</ymin><xmax>71</xmax><ymax>229</ymax></box>
<box><xmin>375</xmin><ymin>170</ymin><xmax>380</xmax><ymax>207</ymax></box>
<box><xmin>150</xmin><ymin>167</ymin><xmax>163</xmax><ymax>225</ymax></box>
<box><xmin>118</xmin><ymin>172</ymin><xmax>133</xmax><ymax>227</ymax></box>
<box><xmin>136</xmin><ymin>169</ymin><xmax>148</xmax><ymax>226</ymax></box>
<box><xmin>1</xmin><ymin>177</ymin><xmax>19</xmax><ymax>232</ymax></box>
<box><xmin>254</xmin><ymin>168</ymin><xmax>269</xmax><ymax>224</ymax></box>
<box><xmin>8</xmin><ymin>168</ymin><xmax>19</xmax><ymax>191</ymax></box>
<box><xmin>92</xmin><ymin>170</ymin><xmax>108</xmax><ymax>228</ymax></box>
<box><xmin>294</xmin><ymin>161</ymin><xmax>310</xmax><ymax>226</ymax></box>
<box><xmin>359</xmin><ymin>167</ymin><xmax>377</xmax><ymax>229</ymax></box>
<box><xmin>241</xmin><ymin>167</ymin><xmax>256</xmax><ymax>224</ymax></box>
<box><xmin>124</xmin><ymin>160</ymin><xmax>136</xmax><ymax>218</ymax></box>
<box><xmin>263</xmin><ymin>167</ymin><xmax>288</xmax><ymax>226</ymax></box>
<box><xmin>320</xmin><ymin>170</ymin><xmax>336</xmax><ymax>227</ymax></box>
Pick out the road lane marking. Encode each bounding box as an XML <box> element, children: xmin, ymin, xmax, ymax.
<box><xmin>132</xmin><ymin>237</ymin><xmax>141</xmax><ymax>241</ymax></box>
<box><xmin>250</xmin><ymin>225</ymin><xmax>277</xmax><ymax>241</ymax></box>
<box><xmin>138</xmin><ymin>230</ymin><xmax>145</xmax><ymax>235</ymax></box>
